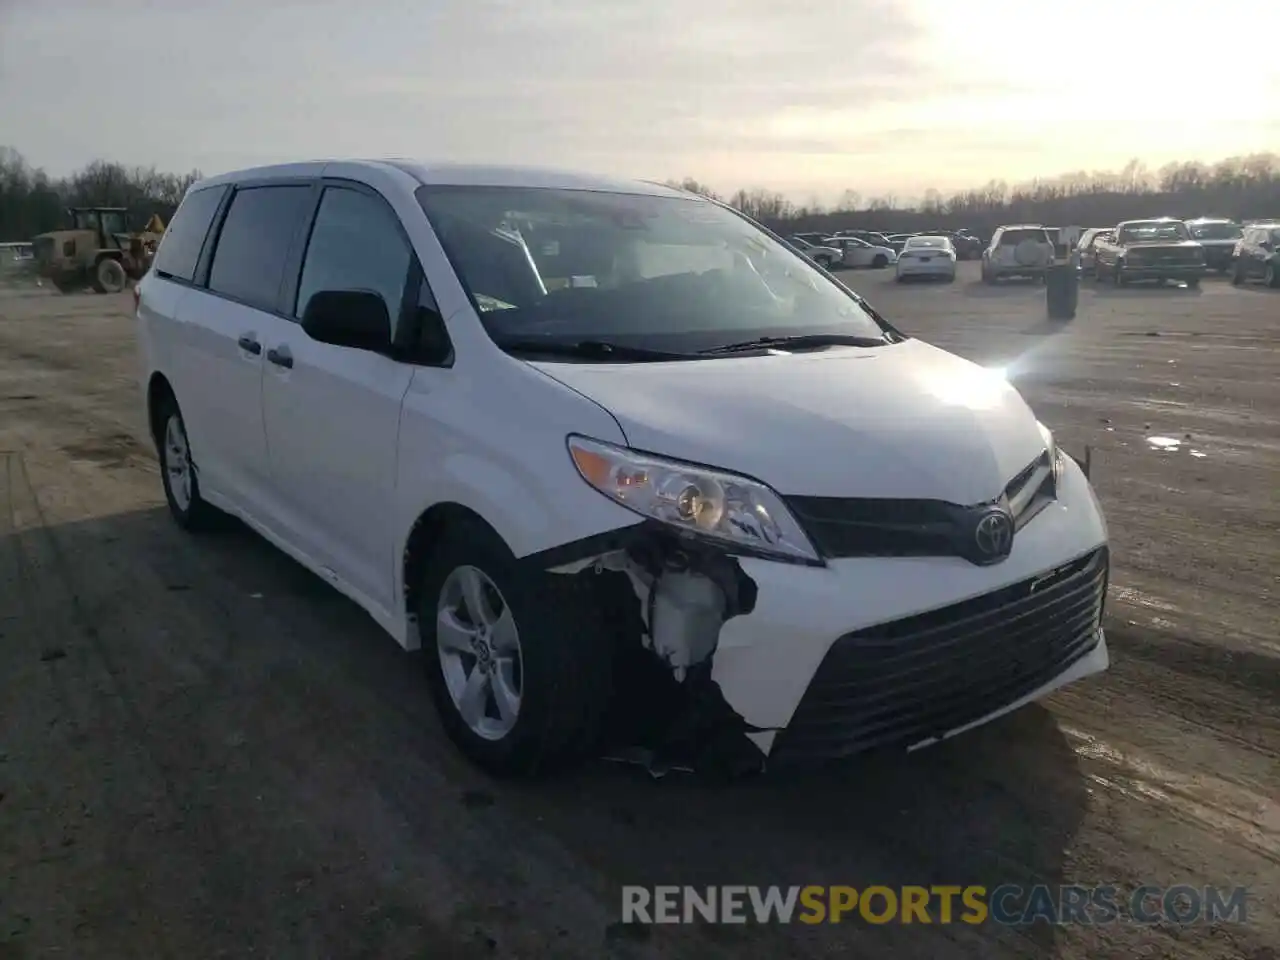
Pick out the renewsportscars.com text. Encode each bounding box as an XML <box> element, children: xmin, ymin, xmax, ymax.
<box><xmin>621</xmin><ymin>884</ymin><xmax>1250</xmax><ymax>926</ymax></box>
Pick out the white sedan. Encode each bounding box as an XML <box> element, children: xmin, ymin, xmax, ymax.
<box><xmin>825</xmin><ymin>236</ymin><xmax>897</xmax><ymax>269</ymax></box>
<box><xmin>896</xmin><ymin>235</ymin><xmax>957</xmax><ymax>282</ymax></box>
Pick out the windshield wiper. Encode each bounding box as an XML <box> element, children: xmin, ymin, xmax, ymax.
<box><xmin>699</xmin><ymin>333</ymin><xmax>887</xmax><ymax>355</ymax></box>
<box><xmin>495</xmin><ymin>338</ymin><xmax>697</xmax><ymax>361</ymax></box>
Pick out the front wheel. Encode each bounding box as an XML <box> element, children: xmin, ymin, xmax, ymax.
<box><xmin>1266</xmin><ymin>263</ymin><xmax>1279</xmax><ymax>288</ymax></box>
<box><xmin>1232</xmin><ymin>261</ymin><xmax>1245</xmax><ymax>285</ymax></box>
<box><xmin>1185</xmin><ymin>277</ymin><xmax>1200</xmax><ymax>289</ymax></box>
<box><xmin>815</xmin><ymin>255</ymin><xmax>832</xmax><ymax>270</ymax></box>
<box><xmin>92</xmin><ymin>257</ymin><xmax>127</xmax><ymax>294</ymax></box>
<box><xmin>872</xmin><ymin>254</ymin><xmax>888</xmax><ymax>269</ymax></box>
<box><xmin>419</xmin><ymin>521</ymin><xmax>614</xmax><ymax>777</ymax></box>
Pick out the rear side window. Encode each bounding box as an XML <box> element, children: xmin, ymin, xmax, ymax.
<box><xmin>999</xmin><ymin>229</ymin><xmax>1051</xmax><ymax>246</ymax></box>
<box><xmin>153</xmin><ymin>186</ymin><xmax>225</xmax><ymax>282</ymax></box>
<box><xmin>294</xmin><ymin>186</ymin><xmax>413</xmax><ymax>322</ymax></box>
<box><xmin>208</xmin><ymin>185</ymin><xmax>312</xmax><ymax>312</ymax></box>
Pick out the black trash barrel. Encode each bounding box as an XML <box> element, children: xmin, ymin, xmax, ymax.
<box><xmin>1046</xmin><ymin>262</ymin><xmax>1079</xmax><ymax>320</ymax></box>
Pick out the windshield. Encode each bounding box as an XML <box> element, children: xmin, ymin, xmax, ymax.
<box><xmin>1272</xmin><ymin>228</ymin><xmax>1280</xmax><ymax>243</ymax></box>
<box><xmin>1187</xmin><ymin>221</ymin><xmax>1242</xmax><ymax>241</ymax></box>
<box><xmin>905</xmin><ymin>236</ymin><xmax>949</xmax><ymax>249</ymax></box>
<box><xmin>417</xmin><ymin>185</ymin><xmax>888</xmax><ymax>354</ymax></box>
<box><xmin>1118</xmin><ymin>221</ymin><xmax>1190</xmax><ymax>243</ymax></box>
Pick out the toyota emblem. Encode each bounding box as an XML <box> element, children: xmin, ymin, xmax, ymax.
<box><xmin>973</xmin><ymin>510</ymin><xmax>1014</xmax><ymax>560</ymax></box>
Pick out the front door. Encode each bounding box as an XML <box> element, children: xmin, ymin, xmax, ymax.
<box><xmin>260</xmin><ymin>183</ymin><xmax>418</xmax><ymax>611</ymax></box>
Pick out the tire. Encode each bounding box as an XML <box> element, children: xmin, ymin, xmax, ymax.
<box><xmin>945</xmin><ymin>272</ymin><xmax>956</xmax><ymax>283</ymax></box>
<box><xmin>1114</xmin><ymin>264</ymin><xmax>1126</xmax><ymax>286</ymax></box>
<box><xmin>1232</xmin><ymin>261</ymin><xmax>1245</xmax><ymax>285</ymax></box>
<box><xmin>1185</xmin><ymin>277</ymin><xmax>1200</xmax><ymax>289</ymax></box>
<box><xmin>154</xmin><ymin>393</ymin><xmax>220</xmax><ymax>531</ymax></box>
<box><xmin>418</xmin><ymin>519</ymin><xmax>614</xmax><ymax>777</ymax></box>
<box><xmin>92</xmin><ymin>257</ymin><xmax>127</xmax><ymax>294</ymax></box>
<box><xmin>1095</xmin><ymin>261</ymin><xmax>1107</xmax><ymax>283</ymax></box>
<box><xmin>872</xmin><ymin>254</ymin><xmax>888</xmax><ymax>269</ymax></box>
<box><xmin>816</xmin><ymin>255</ymin><xmax>832</xmax><ymax>270</ymax></box>
<box><xmin>1266</xmin><ymin>263</ymin><xmax>1279</xmax><ymax>288</ymax></box>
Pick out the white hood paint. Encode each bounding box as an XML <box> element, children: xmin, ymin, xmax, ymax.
<box><xmin>532</xmin><ymin>339</ymin><xmax>1047</xmax><ymax>504</ymax></box>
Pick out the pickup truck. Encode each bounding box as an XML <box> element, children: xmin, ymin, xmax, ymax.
<box><xmin>1092</xmin><ymin>218</ymin><xmax>1206</xmax><ymax>287</ymax></box>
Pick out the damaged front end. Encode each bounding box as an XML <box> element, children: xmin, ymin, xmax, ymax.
<box><xmin>540</xmin><ymin>523</ymin><xmax>771</xmax><ymax>780</ymax></box>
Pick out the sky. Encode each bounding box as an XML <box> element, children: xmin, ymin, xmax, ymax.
<box><xmin>2</xmin><ymin>0</ymin><xmax>1278</xmax><ymax>204</ymax></box>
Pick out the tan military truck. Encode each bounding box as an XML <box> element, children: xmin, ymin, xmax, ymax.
<box><xmin>31</xmin><ymin>207</ymin><xmax>165</xmax><ymax>294</ymax></box>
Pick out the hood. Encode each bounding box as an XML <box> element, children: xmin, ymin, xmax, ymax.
<box><xmin>532</xmin><ymin>339</ymin><xmax>1046</xmax><ymax>503</ymax></box>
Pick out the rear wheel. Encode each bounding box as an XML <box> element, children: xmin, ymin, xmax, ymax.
<box><xmin>155</xmin><ymin>394</ymin><xmax>220</xmax><ymax>531</ymax></box>
<box><xmin>92</xmin><ymin>257</ymin><xmax>127</xmax><ymax>294</ymax></box>
<box><xmin>418</xmin><ymin>520</ymin><xmax>614</xmax><ymax>777</ymax></box>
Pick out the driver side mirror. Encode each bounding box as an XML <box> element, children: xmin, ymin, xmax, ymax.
<box><xmin>300</xmin><ymin>289</ymin><xmax>392</xmax><ymax>353</ymax></box>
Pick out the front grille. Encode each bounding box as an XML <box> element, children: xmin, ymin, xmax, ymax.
<box><xmin>785</xmin><ymin>450</ymin><xmax>1054</xmax><ymax>562</ymax></box>
<box><xmin>770</xmin><ymin>546</ymin><xmax>1108</xmax><ymax>764</ymax></box>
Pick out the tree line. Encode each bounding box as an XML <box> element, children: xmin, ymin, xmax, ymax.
<box><xmin>0</xmin><ymin>147</ymin><xmax>202</xmax><ymax>242</ymax></box>
<box><xmin>2</xmin><ymin>145</ymin><xmax>1278</xmax><ymax>244</ymax></box>
<box><xmin>666</xmin><ymin>153</ymin><xmax>1280</xmax><ymax>236</ymax></box>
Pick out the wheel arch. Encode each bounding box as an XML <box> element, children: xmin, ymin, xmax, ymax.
<box><xmin>401</xmin><ymin>501</ymin><xmax>506</xmax><ymax>649</ymax></box>
<box><xmin>146</xmin><ymin>371</ymin><xmax>176</xmax><ymax>448</ymax></box>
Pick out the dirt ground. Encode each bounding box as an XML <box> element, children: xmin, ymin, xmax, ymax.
<box><xmin>1</xmin><ymin>264</ymin><xmax>1277</xmax><ymax>959</ymax></box>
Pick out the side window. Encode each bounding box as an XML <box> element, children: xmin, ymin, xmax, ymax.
<box><xmin>294</xmin><ymin>187</ymin><xmax>412</xmax><ymax>325</ymax></box>
<box><xmin>153</xmin><ymin>186</ymin><xmax>225</xmax><ymax>282</ymax></box>
<box><xmin>207</xmin><ymin>185</ymin><xmax>312</xmax><ymax>312</ymax></box>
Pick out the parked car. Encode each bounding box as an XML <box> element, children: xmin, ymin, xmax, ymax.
<box><xmin>885</xmin><ymin>234</ymin><xmax>914</xmax><ymax>254</ymax></box>
<box><xmin>834</xmin><ymin>229</ymin><xmax>894</xmax><ymax>249</ymax></box>
<box><xmin>1184</xmin><ymin>218</ymin><xmax>1243</xmax><ymax>273</ymax></box>
<box><xmin>1092</xmin><ymin>218</ymin><xmax>1205</xmax><ymax>287</ymax></box>
<box><xmin>136</xmin><ymin>160</ymin><xmax>1110</xmax><ymax>777</ymax></box>
<box><xmin>788</xmin><ymin>235</ymin><xmax>843</xmax><ymax>269</ymax></box>
<box><xmin>824</xmin><ymin>236</ymin><xmax>897</xmax><ymax>268</ymax></box>
<box><xmin>1230</xmin><ymin>222</ymin><xmax>1280</xmax><ymax>287</ymax></box>
<box><xmin>980</xmin><ymin>225</ymin><xmax>1056</xmax><ymax>284</ymax></box>
<box><xmin>896</xmin><ymin>235</ymin><xmax>957</xmax><ymax>282</ymax></box>
<box><xmin>1073</xmin><ymin>228</ymin><xmax>1113</xmax><ymax>276</ymax></box>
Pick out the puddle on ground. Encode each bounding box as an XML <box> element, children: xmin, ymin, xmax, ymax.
<box><xmin>1145</xmin><ymin>435</ymin><xmax>1210</xmax><ymax>458</ymax></box>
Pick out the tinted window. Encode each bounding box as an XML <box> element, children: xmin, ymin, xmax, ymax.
<box><xmin>208</xmin><ymin>185</ymin><xmax>312</xmax><ymax>312</ymax></box>
<box><xmin>153</xmin><ymin>186</ymin><xmax>225</xmax><ymax>282</ymax></box>
<box><xmin>999</xmin><ymin>229</ymin><xmax>1051</xmax><ymax>246</ymax></box>
<box><xmin>295</xmin><ymin>187</ymin><xmax>412</xmax><ymax>322</ymax></box>
<box><xmin>1188</xmin><ymin>221</ymin><xmax>1242</xmax><ymax>241</ymax></box>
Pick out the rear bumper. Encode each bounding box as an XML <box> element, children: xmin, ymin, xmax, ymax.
<box><xmin>897</xmin><ymin>259</ymin><xmax>956</xmax><ymax>276</ymax></box>
<box><xmin>1119</xmin><ymin>264</ymin><xmax>1204</xmax><ymax>281</ymax></box>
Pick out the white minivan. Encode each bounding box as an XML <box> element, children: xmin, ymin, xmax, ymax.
<box><xmin>136</xmin><ymin>161</ymin><xmax>1110</xmax><ymax>777</ymax></box>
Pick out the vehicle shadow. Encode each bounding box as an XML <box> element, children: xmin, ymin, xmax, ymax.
<box><xmin>6</xmin><ymin>505</ymin><xmax>1091</xmax><ymax>958</ymax></box>
<box><xmin>962</xmin><ymin>279</ymin><xmax>1046</xmax><ymax>299</ymax></box>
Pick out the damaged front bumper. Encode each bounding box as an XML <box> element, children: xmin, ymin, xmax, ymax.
<box><xmin>539</xmin><ymin>455</ymin><xmax>1110</xmax><ymax>774</ymax></box>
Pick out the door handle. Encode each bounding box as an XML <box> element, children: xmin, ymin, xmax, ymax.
<box><xmin>266</xmin><ymin>347</ymin><xmax>294</xmax><ymax>369</ymax></box>
<box><xmin>237</xmin><ymin>335</ymin><xmax>262</xmax><ymax>355</ymax></box>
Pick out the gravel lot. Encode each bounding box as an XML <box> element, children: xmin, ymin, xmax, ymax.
<box><xmin>2</xmin><ymin>264</ymin><xmax>1277</xmax><ymax>959</ymax></box>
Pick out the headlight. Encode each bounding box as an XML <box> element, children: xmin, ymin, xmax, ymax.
<box><xmin>567</xmin><ymin>435</ymin><xmax>821</xmax><ymax>563</ymax></box>
<box><xmin>1037</xmin><ymin>421</ymin><xmax>1065</xmax><ymax>484</ymax></box>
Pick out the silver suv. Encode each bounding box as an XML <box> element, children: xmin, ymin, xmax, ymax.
<box><xmin>981</xmin><ymin>225</ymin><xmax>1056</xmax><ymax>284</ymax></box>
